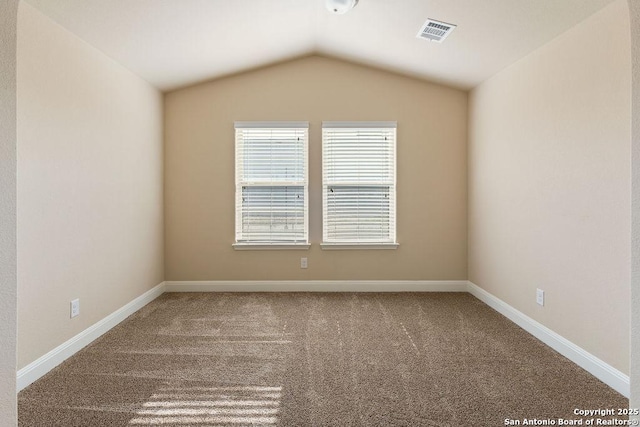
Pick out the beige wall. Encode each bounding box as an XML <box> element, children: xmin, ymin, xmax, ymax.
<box><xmin>165</xmin><ymin>56</ymin><xmax>467</xmax><ymax>281</ymax></box>
<box><xmin>630</xmin><ymin>0</ymin><xmax>640</xmax><ymax>409</ymax></box>
<box><xmin>17</xmin><ymin>3</ymin><xmax>164</xmax><ymax>369</ymax></box>
<box><xmin>469</xmin><ymin>0</ymin><xmax>631</xmax><ymax>374</ymax></box>
<box><xmin>0</xmin><ymin>0</ymin><xmax>19</xmax><ymax>423</ymax></box>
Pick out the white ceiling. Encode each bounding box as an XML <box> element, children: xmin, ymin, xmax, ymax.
<box><xmin>23</xmin><ymin>0</ymin><xmax>617</xmax><ymax>91</ymax></box>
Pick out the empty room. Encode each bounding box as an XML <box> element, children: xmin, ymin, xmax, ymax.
<box><xmin>2</xmin><ymin>0</ymin><xmax>640</xmax><ymax>425</ymax></box>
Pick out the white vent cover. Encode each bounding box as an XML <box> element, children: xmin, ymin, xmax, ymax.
<box><xmin>417</xmin><ymin>19</ymin><xmax>456</xmax><ymax>43</ymax></box>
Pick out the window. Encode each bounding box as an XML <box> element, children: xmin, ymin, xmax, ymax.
<box><xmin>234</xmin><ymin>122</ymin><xmax>309</xmax><ymax>249</ymax></box>
<box><xmin>322</xmin><ymin>121</ymin><xmax>398</xmax><ymax>249</ymax></box>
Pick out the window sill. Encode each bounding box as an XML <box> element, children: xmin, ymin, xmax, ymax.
<box><xmin>320</xmin><ymin>243</ymin><xmax>399</xmax><ymax>250</ymax></box>
<box><xmin>233</xmin><ymin>243</ymin><xmax>310</xmax><ymax>251</ymax></box>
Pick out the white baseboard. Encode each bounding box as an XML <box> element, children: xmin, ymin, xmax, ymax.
<box><xmin>164</xmin><ymin>280</ymin><xmax>469</xmax><ymax>293</ymax></box>
<box><xmin>17</xmin><ymin>281</ymin><xmax>166</xmax><ymax>391</ymax></box>
<box><xmin>467</xmin><ymin>281</ymin><xmax>630</xmax><ymax>397</ymax></box>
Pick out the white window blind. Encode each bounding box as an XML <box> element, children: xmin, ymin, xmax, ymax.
<box><xmin>235</xmin><ymin>122</ymin><xmax>308</xmax><ymax>245</ymax></box>
<box><xmin>322</xmin><ymin>121</ymin><xmax>397</xmax><ymax>245</ymax></box>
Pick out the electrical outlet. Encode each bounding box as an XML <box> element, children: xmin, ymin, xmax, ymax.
<box><xmin>300</xmin><ymin>257</ymin><xmax>308</xmax><ymax>269</ymax></box>
<box><xmin>536</xmin><ymin>289</ymin><xmax>544</xmax><ymax>306</ymax></box>
<box><xmin>70</xmin><ymin>299</ymin><xmax>80</xmax><ymax>318</ymax></box>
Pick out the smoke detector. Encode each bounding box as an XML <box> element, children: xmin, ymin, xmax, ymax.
<box><xmin>417</xmin><ymin>19</ymin><xmax>456</xmax><ymax>43</ymax></box>
<box><xmin>325</xmin><ymin>0</ymin><xmax>359</xmax><ymax>14</ymax></box>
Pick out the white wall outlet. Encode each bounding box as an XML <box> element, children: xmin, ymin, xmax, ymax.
<box><xmin>300</xmin><ymin>257</ymin><xmax>308</xmax><ymax>269</ymax></box>
<box><xmin>70</xmin><ymin>298</ymin><xmax>80</xmax><ymax>318</ymax></box>
<box><xmin>536</xmin><ymin>289</ymin><xmax>544</xmax><ymax>306</ymax></box>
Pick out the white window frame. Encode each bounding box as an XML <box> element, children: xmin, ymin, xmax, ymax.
<box><xmin>233</xmin><ymin>121</ymin><xmax>309</xmax><ymax>250</ymax></box>
<box><xmin>321</xmin><ymin>121</ymin><xmax>398</xmax><ymax>250</ymax></box>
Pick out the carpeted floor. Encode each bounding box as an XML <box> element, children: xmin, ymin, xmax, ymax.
<box><xmin>19</xmin><ymin>292</ymin><xmax>627</xmax><ymax>426</ymax></box>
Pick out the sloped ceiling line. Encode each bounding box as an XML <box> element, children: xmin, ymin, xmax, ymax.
<box><xmin>23</xmin><ymin>0</ymin><xmax>617</xmax><ymax>91</ymax></box>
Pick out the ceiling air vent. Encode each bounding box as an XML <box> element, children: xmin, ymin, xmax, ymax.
<box><xmin>417</xmin><ymin>19</ymin><xmax>456</xmax><ymax>43</ymax></box>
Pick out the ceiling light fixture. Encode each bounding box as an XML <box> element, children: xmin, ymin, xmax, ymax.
<box><xmin>325</xmin><ymin>0</ymin><xmax>359</xmax><ymax>15</ymax></box>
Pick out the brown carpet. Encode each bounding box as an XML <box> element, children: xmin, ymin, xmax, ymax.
<box><xmin>19</xmin><ymin>292</ymin><xmax>627</xmax><ymax>426</ymax></box>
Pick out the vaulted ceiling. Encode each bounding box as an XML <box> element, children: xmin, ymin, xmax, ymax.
<box><xmin>23</xmin><ymin>0</ymin><xmax>616</xmax><ymax>91</ymax></box>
